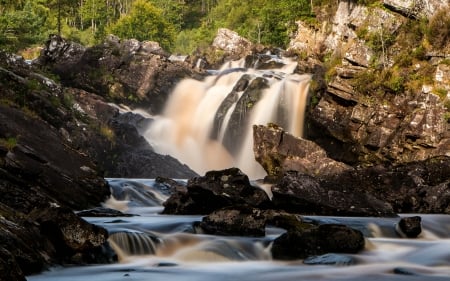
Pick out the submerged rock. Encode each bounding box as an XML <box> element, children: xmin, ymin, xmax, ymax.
<box><xmin>303</xmin><ymin>253</ymin><xmax>357</xmax><ymax>266</ymax></box>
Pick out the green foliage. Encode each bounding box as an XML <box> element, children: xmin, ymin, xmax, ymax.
<box><xmin>200</xmin><ymin>0</ymin><xmax>311</xmax><ymax>48</ymax></box>
<box><xmin>353</xmin><ymin>66</ymin><xmax>406</xmax><ymax>96</ymax></box>
<box><xmin>107</xmin><ymin>0</ymin><xmax>176</xmax><ymax>50</ymax></box>
<box><xmin>0</xmin><ymin>137</ymin><xmax>18</xmax><ymax>151</ymax></box>
<box><xmin>0</xmin><ymin>0</ymin><xmax>50</xmax><ymax>52</ymax></box>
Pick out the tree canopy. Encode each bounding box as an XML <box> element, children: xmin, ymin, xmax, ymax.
<box><xmin>0</xmin><ymin>0</ymin><xmax>315</xmax><ymax>54</ymax></box>
<box><xmin>107</xmin><ymin>0</ymin><xmax>175</xmax><ymax>50</ymax></box>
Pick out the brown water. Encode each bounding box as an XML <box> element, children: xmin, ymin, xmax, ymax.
<box><xmin>29</xmin><ymin>179</ymin><xmax>450</xmax><ymax>281</ymax></box>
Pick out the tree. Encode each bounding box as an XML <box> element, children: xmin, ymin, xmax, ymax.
<box><xmin>0</xmin><ymin>0</ymin><xmax>49</xmax><ymax>51</ymax></box>
<box><xmin>107</xmin><ymin>0</ymin><xmax>176</xmax><ymax>50</ymax></box>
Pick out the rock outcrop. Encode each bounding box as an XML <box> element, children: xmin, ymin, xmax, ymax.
<box><xmin>0</xmin><ymin>52</ymin><xmax>112</xmax><ymax>278</ymax></box>
<box><xmin>253</xmin><ymin>124</ymin><xmax>449</xmax><ymax>214</ymax></box>
<box><xmin>288</xmin><ymin>0</ymin><xmax>450</xmax><ymax>167</ymax></box>
<box><xmin>37</xmin><ymin>34</ymin><xmax>203</xmax><ymax>114</ymax></box>
<box><xmin>253</xmin><ymin>123</ymin><xmax>352</xmax><ymax>180</ymax></box>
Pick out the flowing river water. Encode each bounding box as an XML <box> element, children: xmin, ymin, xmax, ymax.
<box><xmin>29</xmin><ymin>56</ymin><xmax>450</xmax><ymax>280</ymax></box>
<box><xmin>29</xmin><ymin>179</ymin><xmax>450</xmax><ymax>281</ymax></box>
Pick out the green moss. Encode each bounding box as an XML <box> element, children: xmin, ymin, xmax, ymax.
<box><xmin>99</xmin><ymin>124</ymin><xmax>115</xmax><ymax>143</ymax></box>
<box><xmin>0</xmin><ymin>137</ymin><xmax>18</xmax><ymax>151</ymax></box>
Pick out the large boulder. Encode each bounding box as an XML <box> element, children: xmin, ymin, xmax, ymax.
<box><xmin>212</xmin><ymin>28</ymin><xmax>253</xmax><ymax>56</ymax></box>
<box><xmin>162</xmin><ymin>168</ymin><xmax>270</xmax><ymax>215</ymax></box>
<box><xmin>271</xmin><ymin>224</ymin><xmax>365</xmax><ymax>260</ymax></box>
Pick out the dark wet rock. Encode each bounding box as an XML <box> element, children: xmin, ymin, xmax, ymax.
<box><xmin>154</xmin><ymin>177</ymin><xmax>187</xmax><ymax>197</ymax></box>
<box><xmin>0</xmin><ymin>50</ymin><xmax>115</xmax><ymax>276</ymax></box>
<box><xmin>271</xmin><ymin>224</ymin><xmax>365</xmax><ymax>260</ymax></box>
<box><xmin>323</xmin><ymin>156</ymin><xmax>450</xmax><ymax>214</ymax></box>
<box><xmin>199</xmin><ymin>206</ymin><xmax>267</xmax><ymax>237</ymax></box>
<box><xmin>253</xmin><ymin>124</ymin><xmax>351</xmax><ymax>181</ymax></box>
<box><xmin>0</xmin><ymin>106</ymin><xmax>110</xmax><ymax>211</ymax></box>
<box><xmin>303</xmin><ymin>253</ymin><xmax>357</xmax><ymax>266</ymax></box>
<box><xmin>254</xmin><ymin>124</ymin><xmax>449</xmax><ymax>215</ymax></box>
<box><xmin>30</xmin><ymin>206</ymin><xmax>109</xmax><ymax>262</ymax></box>
<box><xmin>396</xmin><ymin>216</ymin><xmax>422</xmax><ymax>238</ymax></box>
<box><xmin>0</xmin><ymin>247</ymin><xmax>26</xmax><ymax>281</ymax></box>
<box><xmin>222</xmin><ymin>77</ymin><xmax>270</xmax><ymax>154</ymax></box>
<box><xmin>272</xmin><ymin>171</ymin><xmax>395</xmax><ymax>216</ymax></box>
<box><xmin>67</xmin><ymin>89</ymin><xmax>197</xmax><ymax>179</ymax></box>
<box><xmin>77</xmin><ymin>207</ymin><xmax>135</xmax><ymax>217</ymax></box>
<box><xmin>162</xmin><ymin>168</ymin><xmax>270</xmax><ymax>215</ymax></box>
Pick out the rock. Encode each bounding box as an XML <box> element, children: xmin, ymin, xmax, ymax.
<box><xmin>37</xmin><ymin>34</ymin><xmax>86</xmax><ymax>65</ymax></box>
<box><xmin>0</xmin><ymin>247</ymin><xmax>26</xmax><ymax>281</ymax></box>
<box><xmin>308</xmin><ymin>88</ymin><xmax>450</xmax><ymax>166</ymax></box>
<box><xmin>396</xmin><ymin>216</ymin><xmax>422</xmax><ymax>238</ymax></box>
<box><xmin>162</xmin><ymin>168</ymin><xmax>270</xmax><ymax>215</ymax></box>
<box><xmin>323</xmin><ymin>156</ymin><xmax>450</xmax><ymax>214</ymax></box>
<box><xmin>288</xmin><ymin>21</ymin><xmax>327</xmax><ymax>57</ymax></box>
<box><xmin>271</xmin><ymin>224</ymin><xmax>365</xmax><ymax>260</ymax></box>
<box><xmin>253</xmin><ymin>124</ymin><xmax>352</xmax><ymax>180</ymax></box>
<box><xmin>271</xmin><ymin>171</ymin><xmax>395</xmax><ymax>216</ymax></box>
<box><xmin>30</xmin><ymin>206</ymin><xmax>109</xmax><ymax>261</ymax></box>
<box><xmin>383</xmin><ymin>0</ymin><xmax>448</xmax><ymax>18</ymax></box>
<box><xmin>37</xmin><ymin>35</ymin><xmax>202</xmax><ymax>114</ymax></box>
<box><xmin>344</xmin><ymin>39</ymin><xmax>374</xmax><ymax>67</ymax></box>
<box><xmin>0</xmin><ymin>106</ymin><xmax>110</xmax><ymax>211</ymax></box>
<box><xmin>212</xmin><ymin>28</ymin><xmax>253</xmax><ymax>57</ymax></box>
<box><xmin>222</xmin><ymin>77</ymin><xmax>270</xmax><ymax>154</ymax></box>
<box><xmin>199</xmin><ymin>206</ymin><xmax>267</xmax><ymax>237</ymax></box>
<box><xmin>68</xmin><ymin>90</ymin><xmax>197</xmax><ymax>179</ymax></box>
<box><xmin>0</xmin><ymin>50</ymin><xmax>114</xmax><ymax>276</ymax></box>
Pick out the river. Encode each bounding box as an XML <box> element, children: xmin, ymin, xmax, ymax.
<box><xmin>28</xmin><ymin>178</ymin><xmax>450</xmax><ymax>281</ymax></box>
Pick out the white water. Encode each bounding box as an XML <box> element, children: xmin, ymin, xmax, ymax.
<box><xmin>144</xmin><ymin>58</ymin><xmax>311</xmax><ymax>179</ymax></box>
<box><xmin>29</xmin><ymin>179</ymin><xmax>450</xmax><ymax>281</ymax></box>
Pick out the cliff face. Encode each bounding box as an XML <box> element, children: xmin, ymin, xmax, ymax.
<box><xmin>289</xmin><ymin>0</ymin><xmax>450</xmax><ymax>166</ymax></box>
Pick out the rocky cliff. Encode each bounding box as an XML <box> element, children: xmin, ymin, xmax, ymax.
<box><xmin>289</xmin><ymin>0</ymin><xmax>450</xmax><ymax>166</ymax></box>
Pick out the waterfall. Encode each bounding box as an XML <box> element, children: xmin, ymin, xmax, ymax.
<box><xmin>144</xmin><ymin>56</ymin><xmax>311</xmax><ymax>179</ymax></box>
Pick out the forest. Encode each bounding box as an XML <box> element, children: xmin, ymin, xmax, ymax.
<box><xmin>0</xmin><ymin>0</ymin><xmax>315</xmax><ymax>56</ymax></box>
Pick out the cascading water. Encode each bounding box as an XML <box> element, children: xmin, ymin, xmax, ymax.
<box><xmin>29</xmin><ymin>179</ymin><xmax>450</xmax><ymax>281</ymax></box>
<box><xmin>144</xmin><ymin>56</ymin><xmax>311</xmax><ymax>179</ymax></box>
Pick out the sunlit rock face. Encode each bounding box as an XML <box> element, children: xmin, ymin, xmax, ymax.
<box><xmin>383</xmin><ymin>0</ymin><xmax>449</xmax><ymax>18</ymax></box>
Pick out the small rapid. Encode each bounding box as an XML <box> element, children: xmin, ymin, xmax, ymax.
<box><xmin>29</xmin><ymin>179</ymin><xmax>450</xmax><ymax>281</ymax></box>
